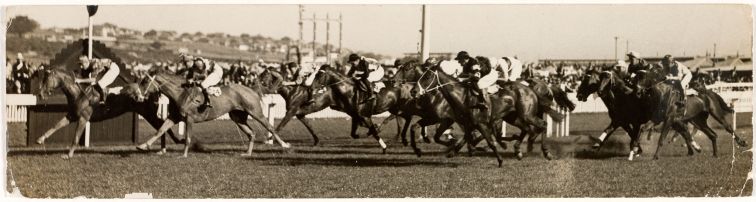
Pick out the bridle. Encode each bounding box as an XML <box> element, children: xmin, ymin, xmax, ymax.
<box><xmin>415</xmin><ymin>68</ymin><xmax>458</xmax><ymax>95</ymax></box>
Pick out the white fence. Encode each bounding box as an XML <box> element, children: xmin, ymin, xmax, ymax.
<box><xmin>5</xmin><ymin>82</ymin><xmax>753</xmax><ymax>123</ymax></box>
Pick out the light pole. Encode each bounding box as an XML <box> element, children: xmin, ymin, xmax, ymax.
<box><xmin>614</xmin><ymin>36</ymin><xmax>618</xmax><ymax>61</ymax></box>
<box><xmin>420</xmin><ymin>5</ymin><xmax>430</xmax><ymax>61</ymax></box>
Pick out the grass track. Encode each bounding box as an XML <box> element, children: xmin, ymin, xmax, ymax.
<box><xmin>6</xmin><ymin>113</ymin><xmax>753</xmax><ymax>198</ymax></box>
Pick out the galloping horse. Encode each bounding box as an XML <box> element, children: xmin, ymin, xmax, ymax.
<box><xmin>633</xmin><ymin>67</ymin><xmax>748</xmax><ymax>159</ymax></box>
<box><xmin>576</xmin><ymin>68</ymin><xmax>647</xmax><ymax>156</ymax></box>
<box><xmin>36</xmin><ymin>68</ymin><xmax>183</xmax><ymax>158</ymax></box>
<box><xmin>308</xmin><ymin>66</ymin><xmax>389</xmax><ymax>153</ymax></box>
<box><xmin>127</xmin><ymin>68</ymin><xmax>290</xmax><ymax>157</ymax></box>
<box><xmin>256</xmin><ymin>68</ymin><xmax>327</xmax><ymax>145</ymax></box>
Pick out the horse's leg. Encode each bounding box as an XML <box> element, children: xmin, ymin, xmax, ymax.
<box><xmin>476</xmin><ymin>123</ymin><xmax>504</xmax><ymax>167</ymax></box>
<box><xmin>296</xmin><ymin>115</ymin><xmax>319</xmax><ymax>146</ymax></box>
<box><xmin>408</xmin><ymin>119</ymin><xmax>423</xmax><ymax>157</ymax></box>
<box><xmin>349</xmin><ymin>118</ymin><xmax>360</xmax><ymax>139</ymax></box>
<box><xmin>36</xmin><ymin>115</ymin><xmax>73</xmax><ymax>144</ymax></box>
<box><xmin>181</xmin><ymin>120</ymin><xmax>193</xmax><ymax>158</ymax></box>
<box><xmin>653</xmin><ymin>121</ymin><xmax>672</xmax><ymax>160</ymax></box>
<box><xmin>63</xmin><ymin>118</ymin><xmax>88</xmax><ymax>159</ymax></box>
<box><xmin>593</xmin><ymin>123</ymin><xmax>619</xmax><ymax>149</ymax></box>
<box><xmin>140</xmin><ymin>114</ymin><xmax>185</xmax><ymax>155</ymax></box>
<box><xmin>433</xmin><ymin>120</ymin><xmax>454</xmax><ymax>147</ymax></box>
<box><xmin>710</xmin><ymin>109</ymin><xmax>748</xmax><ymax>147</ymax></box>
<box><xmin>672</xmin><ymin>120</ymin><xmax>698</xmax><ymax>156</ymax></box>
<box><xmin>137</xmin><ymin>118</ymin><xmax>177</xmax><ymax>150</ymax></box>
<box><xmin>229</xmin><ymin>111</ymin><xmax>257</xmax><ymax>156</ymax></box>
<box><xmin>273</xmin><ymin>109</ymin><xmax>299</xmax><ymax>144</ymax></box>
<box><xmin>626</xmin><ymin>124</ymin><xmax>643</xmax><ymax>161</ymax></box>
<box><xmin>248</xmin><ymin>110</ymin><xmax>291</xmax><ymax>148</ymax></box>
<box><xmin>378</xmin><ymin>114</ymin><xmax>396</xmax><ymax>129</ymax></box>
<box><xmin>691</xmin><ymin>114</ymin><xmax>719</xmax><ymax>157</ymax></box>
<box><xmin>399</xmin><ymin>116</ymin><xmax>412</xmax><ymax>146</ymax></box>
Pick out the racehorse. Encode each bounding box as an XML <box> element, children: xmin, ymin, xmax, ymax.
<box><xmin>634</xmin><ymin>67</ymin><xmax>748</xmax><ymax>159</ymax></box>
<box><xmin>308</xmin><ymin>66</ymin><xmax>390</xmax><ymax>153</ymax></box>
<box><xmin>576</xmin><ymin>68</ymin><xmax>647</xmax><ymax>155</ymax></box>
<box><xmin>256</xmin><ymin>68</ymin><xmax>326</xmax><ymax>145</ymax></box>
<box><xmin>630</xmin><ymin>67</ymin><xmax>711</xmax><ymax>159</ymax></box>
<box><xmin>36</xmin><ymin>68</ymin><xmax>183</xmax><ymax>158</ymax></box>
<box><xmin>127</xmin><ymin>68</ymin><xmax>291</xmax><ymax>157</ymax></box>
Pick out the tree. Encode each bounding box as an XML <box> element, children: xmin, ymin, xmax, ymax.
<box><xmin>7</xmin><ymin>16</ymin><xmax>39</xmax><ymax>37</ymax></box>
<box><xmin>180</xmin><ymin>32</ymin><xmax>191</xmax><ymax>38</ymax></box>
<box><xmin>150</xmin><ymin>41</ymin><xmax>163</xmax><ymax>50</ymax></box>
<box><xmin>194</xmin><ymin>31</ymin><xmax>204</xmax><ymax>37</ymax></box>
<box><xmin>144</xmin><ymin>29</ymin><xmax>158</xmax><ymax>38</ymax></box>
<box><xmin>240</xmin><ymin>33</ymin><xmax>250</xmax><ymax>39</ymax></box>
<box><xmin>280</xmin><ymin>36</ymin><xmax>292</xmax><ymax>44</ymax></box>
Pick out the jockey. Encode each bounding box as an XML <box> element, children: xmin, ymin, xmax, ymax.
<box><xmin>627</xmin><ymin>51</ymin><xmax>651</xmax><ymax>77</ymax></box>
<box><xmin>346</xmin><ymin>53</ymin><xmax>383</xmax><ymax>103</ymax></box>
<box><xmin>423</xmin><ymin>57</ymin><xmax>439</xmax><ymax>70</ymax></box>
<box><xmin>175</xmin><ymin>54</ymin><xmax>195</xmax><ymax>76</ymax></box>
<box><xmin>74</xmin><ymin>55</ymin><xmax>121</xmax><ymax>104</ymax></box>
<box><xmin>186</xmin><ymin>57</ymin><xmax>223</xmax><ymax>108</ymax></box>
<box><xmin>659</xmin><ymin>54</ymin><xmax>692</xmax><ymax>105</ymax></box>
<box><xmin>500</xmin><ymin>56</ymin><xmax>523</xmax><ymax>82</ymax></box>
<box><xmin>296</xmin><ymin>62</ymin><xmax>320</xmax><ymax>104</ymax></box>
<box><xmin>454</xmin><ymin>51</ymin><xmax>488</xmax><ymax>110</ymax></box>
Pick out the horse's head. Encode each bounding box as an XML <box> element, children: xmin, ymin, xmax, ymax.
<box><xmin>309</xmin><ymin>65</ymin><xmax>340</xmax><ymax>90</ymax></box>
<box><xmin>37</xmin><ymin>68</ymin><xmax>70</xmax><ymax>100</ymax></box>
<box><xmin>631</xmin><ymin>68</ymin><xmax>662</xmax><ymax>97</ymax></box>
<box><xmin>690</xmin><ymin>70</ymin><xmax>714</xmax><ymax>92</ymax></box>
<box><xmin>410</xmin><ymin>65</ymin><xmax>443</xmax><ymax>98</ymax></box>
<box><xmin>576</xmin><ymin>69</ymin><xmax>600</xmax><ymax>102</ymax></box>
<box><xmin>391</xmin><ymin>60</ymin><xmax>424</xmax><ymax>85</ymax></box>
<box><xmin>178</xmin><ymin>85</ymin><xmax>204</xmax><ymax>117</ymax></box>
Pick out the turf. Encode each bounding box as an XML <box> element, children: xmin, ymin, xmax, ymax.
<box><xmin>5</xmin><ymin>113</ymin><xmax>753</xmax><ymax>198</ymax></box>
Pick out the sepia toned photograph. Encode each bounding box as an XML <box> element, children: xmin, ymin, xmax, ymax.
<box><xmin>2</xmin><ymin>1</ymin><xmax>754</xmax><ymax>199</ymax></box>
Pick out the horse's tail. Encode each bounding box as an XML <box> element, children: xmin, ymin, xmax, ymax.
<box><xmin>706</xmin><ymin>89</ymin><xmax>734</xmax><ymax>113</ymax></box>
<box><xmin>549</xmin><ymin>85</ymin><xmax>576</xmax><ymax>112</ymax></box>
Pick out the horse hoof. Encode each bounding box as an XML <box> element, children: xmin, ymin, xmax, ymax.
<box><xmin>36</xmin><ymin>138</ymin><xmax>46</xmax><ymax>145</ymax></box>
<box><xmin>592</xmin><ymin>143</ymin><xmax>601</xmax><ymax>149</ymax></box>
<box><xmin>653</xmin><ymin>155</ymin><xmax>659</xmax><ymax>160</ymax></box>
<box><xmin>61</xmin><ymin>155</ymin><xmax>71</xmax><ymax>160</ymax></box>
<box><xmin>351</xmin><ymin>134</ymin><xmax>360</xmax><ymax>139</ymax></box>
<box><xmin>156</xmin><ymin>149</ymin><xmax>167</xmax><ymax>155</ymax></box>
<box><xmin>516</xmin><ymin>152</ymin><xmax>523</xmax><ymax>160</ymax></box>
<box><xmin>402</xmin><ymin>141</ymin><xmax>409</xmax><ymax>146</ymax></box>
<box><xmin>543</xmin><ymin>152</ymin><xmax>553</xmax><ymax>160</ymax></box>
<box><xmin>240</xmin><ymin>153</ymin><xmax>252</xmax><ymax>157</ymax></box>
<box><xmin>497</xmin><ymin>160</ymin><xmax>503</xmax><ymax>168</ymax></box>
<box><xmin>136</xmin><ymin>144</ymin><xmax>150</xmax><ymax>151</ymax></box>
<box><xmin>414</xmin><ymin>149</ymin><xmax>422</xmax><ymax>158</ymax></box>
<box><xmin>382</xmin><ymin>148</ymin><xmax>387</xmax><ymax>155</ymax></box>
<box><xmin>264</xmin><ymin>139</ymin><xmax>274</xmax><ymax>145</ymax></box>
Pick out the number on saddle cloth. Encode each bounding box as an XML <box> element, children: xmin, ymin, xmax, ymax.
<box><xmin>207</xmin><ymin>86</ymin><xmax>222</xmax><ymax>96</ymax></box>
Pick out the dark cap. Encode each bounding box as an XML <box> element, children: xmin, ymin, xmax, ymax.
<box><xmin>454</xmin><ymin>51</ymin><xmax>470</xmax><ymax>60</ymax></box>
<box><xmin>348</xmin><ymin>53</ymin><xmax>360</xmax><ymax>62</ymax></box>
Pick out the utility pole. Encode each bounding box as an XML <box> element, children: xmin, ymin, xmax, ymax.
<box><xmin>312</xmin><ymin>13</ymin><xmax>317</xmax><ymax>62</ymax></box>
<box><xmin>326</xmin><ymin>13</ymin><xmax>330</xmax><ymax>63</ymax></box>
<box><xmin>420</xmin><ymin>5</ymin><xmax>430</xmax><ymax>61</ymax></box>
<box><xmin>613</xmin><ymin>36</ymin><xmax>618</xmax><ymax>61</ymax></box>
<box><xmin>298</xmin><ymin>5</ymin><xmax>304</xmax><ymax>64</ymax></box>
<box><xmin>339</xmin><ymin>13</ymin><xmax>343</xmax><ymax>55</ymax></box>
<box><xmin>625</xmin><ymin>40</ymin><xmax>629</xmax><ymax>55</ymax></box>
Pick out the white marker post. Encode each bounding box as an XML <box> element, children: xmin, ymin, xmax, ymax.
<box><xmin>83</xmin><ymin>5</ymin><xmax>97</xmax><ymax>148</ymax></box>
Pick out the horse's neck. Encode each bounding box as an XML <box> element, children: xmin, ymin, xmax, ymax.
<box><xmin>156</xmin><ymin>75</ymin><xmax>185</xmax><ymax>102</ymax></box>
<box><xmin>56</xmin><ymin>74</ymin><xmax>85</xmax><ymax>102</ymax></box>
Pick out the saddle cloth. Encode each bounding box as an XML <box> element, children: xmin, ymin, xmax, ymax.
<box><xmin>373</xmin><ymin>82</ymin><xmax>386</xmax><ymax>93</ymax></box>
<box><xmin>208</xmin><ymin>86</ymin><xmax>222</xmax><ymax>96</ymax></box>
<box><xmin>685</xmin><ymin>89</ymin><xmax>698</xmax><ymax>96</ymax></box>
<box><xmin>107</xmin><ymin>86</ymin><xmax>122</xmax><ymax>94</ymax></box>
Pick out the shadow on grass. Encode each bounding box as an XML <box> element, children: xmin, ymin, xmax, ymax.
<box><xmin>248</xmin><ymin>155</ymin><xmax>463</xmax><ymax>167</ymax></box>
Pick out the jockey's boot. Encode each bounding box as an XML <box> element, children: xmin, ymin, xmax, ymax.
<box><xmin>201</xmin><ymin>88</ymin><xmax>213</xmax><ymax>109</ymax></box>
<box><xmin>93</xmin><ymin>84</ymin><xmax>107</xmax><ymax>104</ymax></box>
<box><xmin>362</xmin><ymin>80</ymin><xmax>376</xmax><ymax>103</ymax></box>
<box><xmin>304</xmin><ymin>88</ymin><xmax>316</xmax><ymax>105</ymax></box>
<box><xmin>471</xmin><ymin>87</ymin><xmax>489</xmax><ymax>110</ymax></box>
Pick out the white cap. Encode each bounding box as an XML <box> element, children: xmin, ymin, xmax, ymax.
<box><xmin>17</xmin><ymin>53</ymin><xmax>23</xmax><ymax>60</ymax></box>
<box><xmin>626</xmin><ymin>51</ymin><xmax>640</xmax><ymax>58</ymax></box>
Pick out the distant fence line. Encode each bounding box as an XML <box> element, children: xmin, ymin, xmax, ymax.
<box><xmin>5</xmin><ymin>82</ymin><xmax>753</xmax><ymax>123</ymax></box>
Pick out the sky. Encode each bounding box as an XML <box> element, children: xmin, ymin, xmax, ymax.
<box><xmin>4</xmin><ymin>4</ymin><xmax>753</xmax><ymax>62</ymax></box>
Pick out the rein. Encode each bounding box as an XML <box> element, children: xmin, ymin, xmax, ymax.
<box><xmin>416</xmin><ymin>69</ymin><xmax>459</xmax><ymax>94</ymax></box>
